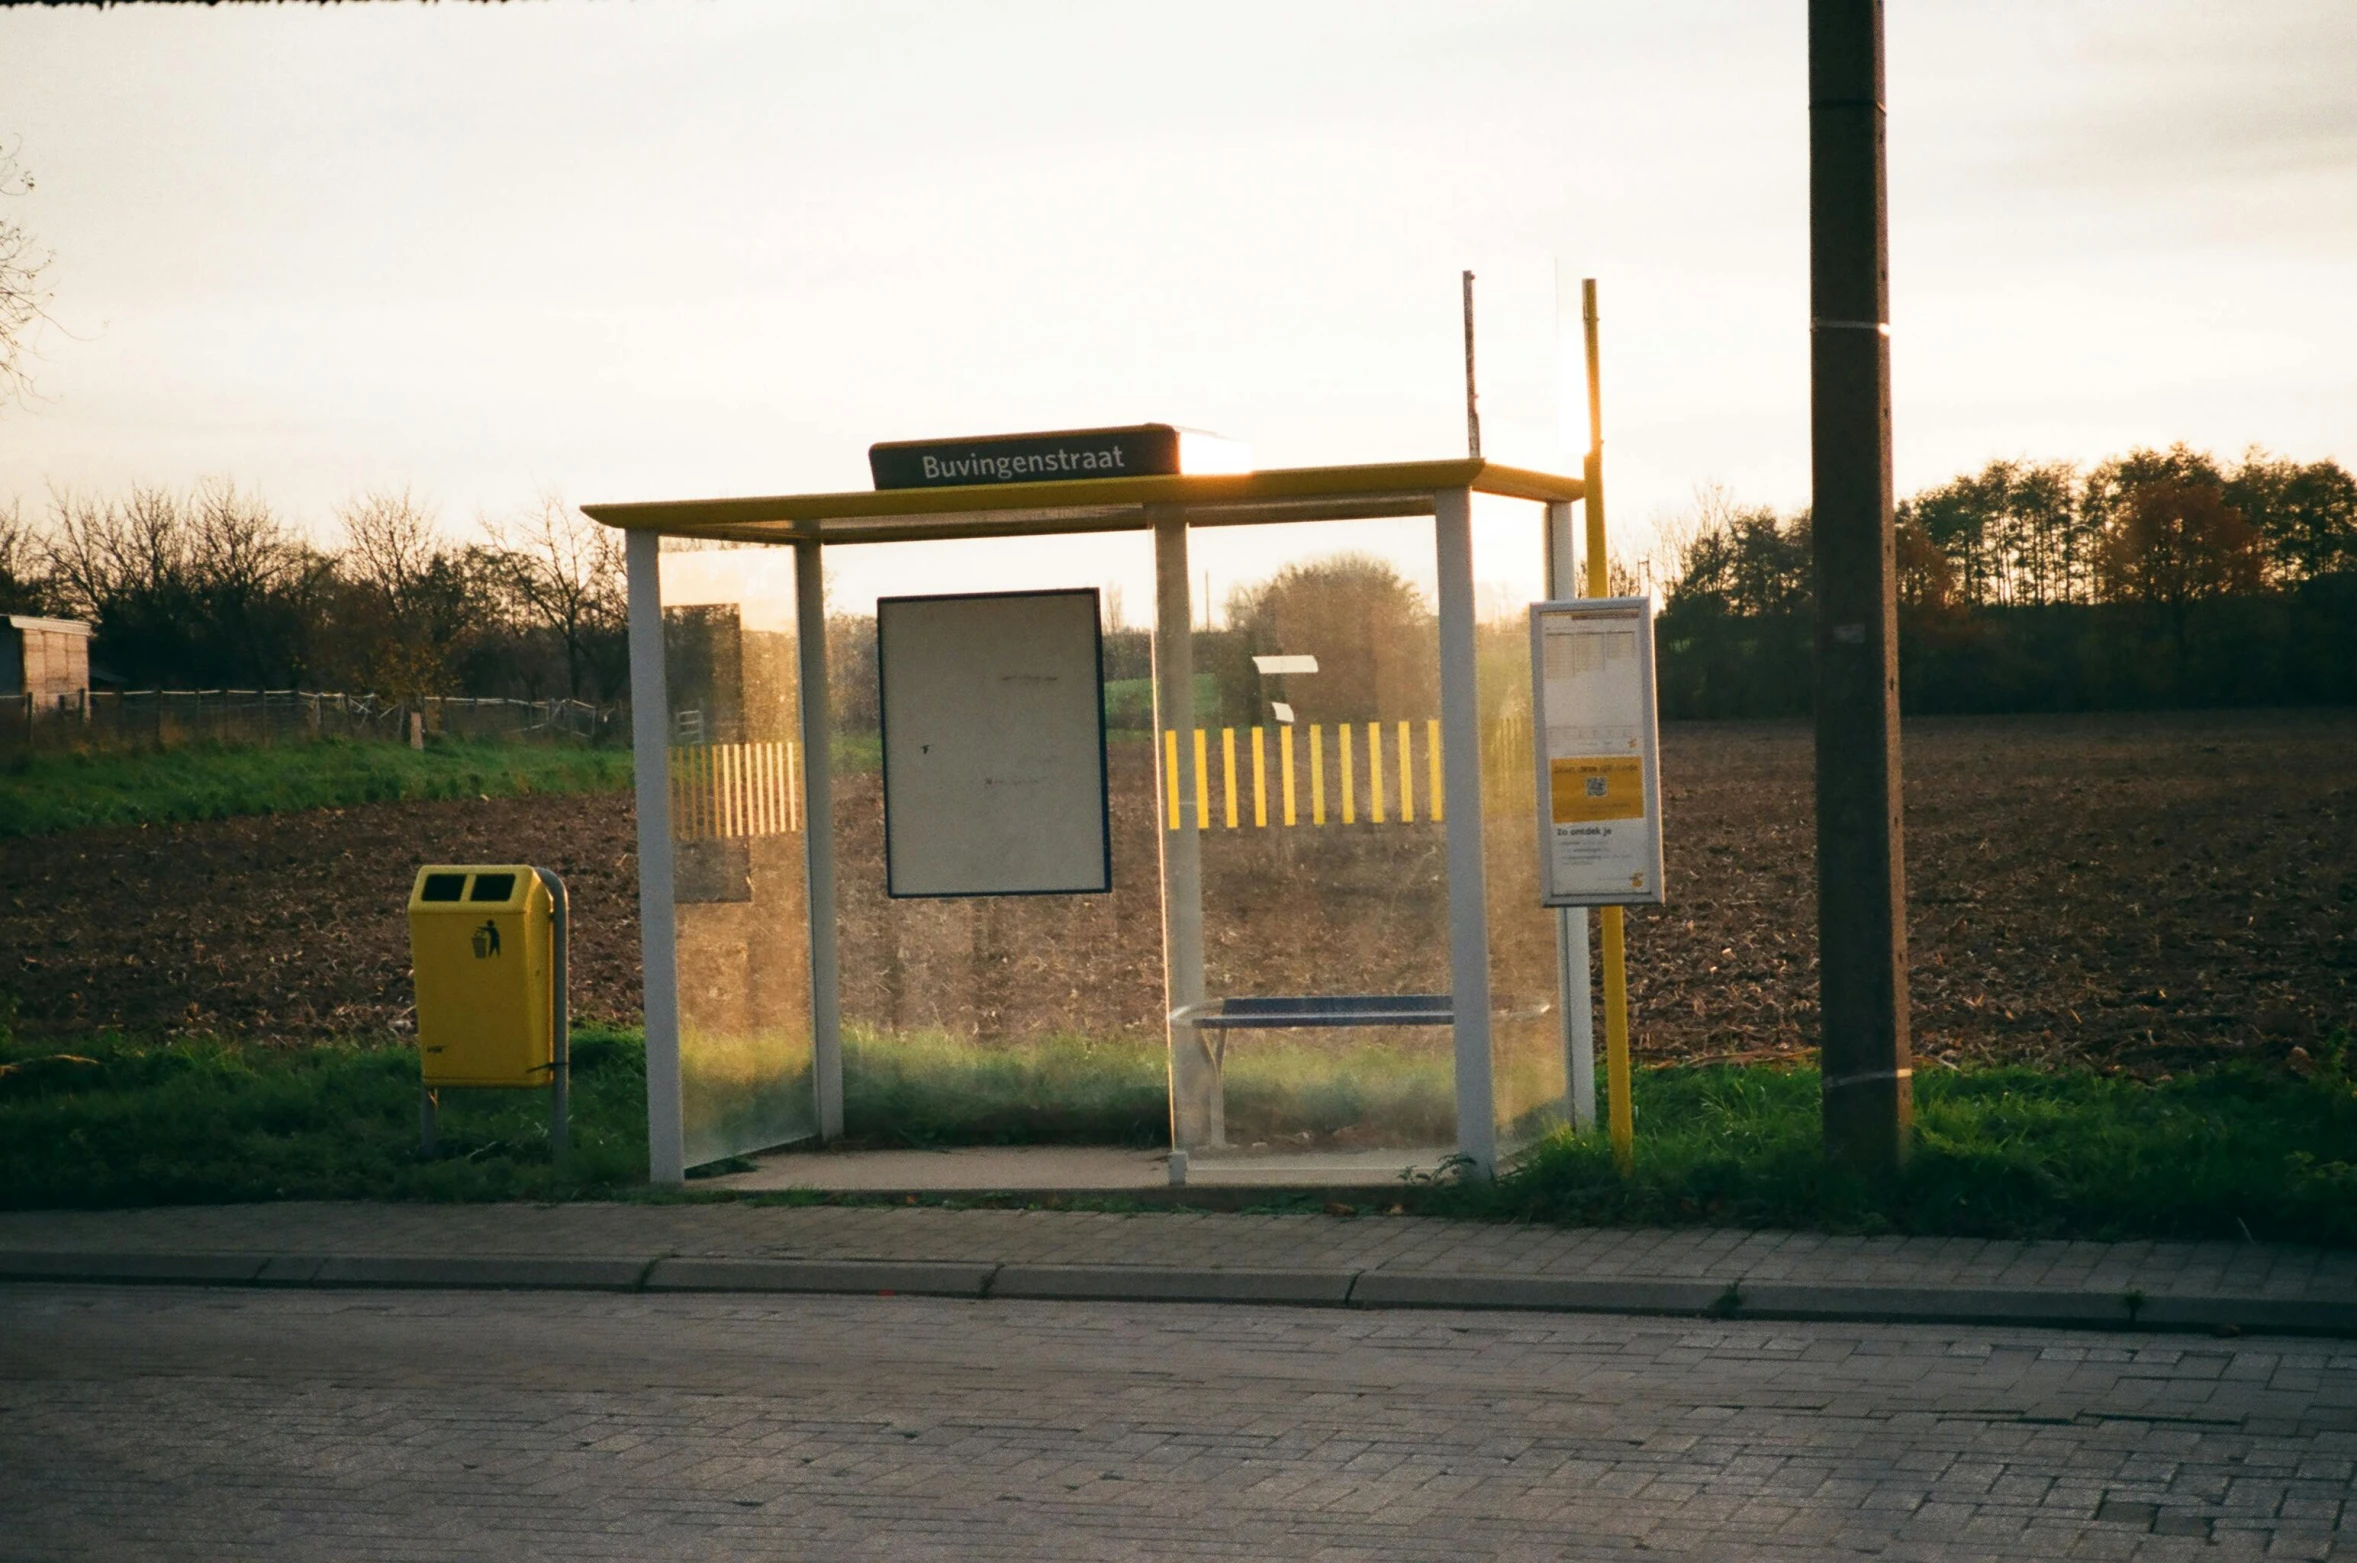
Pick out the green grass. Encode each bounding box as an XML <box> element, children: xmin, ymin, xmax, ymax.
<box><xmin>0</xmin><ymin>1026</ymin><xmax>650</xmax><ymax>1206</ymax></box>
<box><xmin>841</xmin><ymin>1027</ymin><xmax>1452</xmax><ymax>1149</ymax></box>
<box><xmin>1450</xmin><ymin>1048</ymin><xmax>2357</xmax><ymax>1247</ymax></box>
<box><xmin>844</xmin><ymin>1027</ymin><xmax>1168</xmax><ymax>1145</ymax></box>
<box><xmin>0</xmin><ymin>737</ymin><xmax>632</xmax><ymax>836</ymax></box>
<box><xmin>5</xmin><ymin>1022</ymin><xmax>2351</xmax><ymax>1246</ymax></box>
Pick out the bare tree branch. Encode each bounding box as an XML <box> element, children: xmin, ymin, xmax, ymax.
<box><xmin>0</xmin><ymin>143</ymin><xmax>57</xmax><ymax>409</ymax></box>
<box><xmin>482</xmin><ymin>494</ymin><xmax>625</xmax><ymax>701</ymax></box>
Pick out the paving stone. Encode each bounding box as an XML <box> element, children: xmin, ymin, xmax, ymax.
<box><xmin>5</xmin><ymin>1284</ymin><xmax>2351</xmax><ymax>1561</ymax></box>
<box><xmin>2</xmin><ymin>1203</ymin><xmax>2351</xmax><ymax>1317</ymax></box>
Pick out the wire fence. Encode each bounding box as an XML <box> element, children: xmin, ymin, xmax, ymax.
<box><xmin>1</xmin><ymin>689</ymin><xmax>625</xmax><ymax>755</ymax></box>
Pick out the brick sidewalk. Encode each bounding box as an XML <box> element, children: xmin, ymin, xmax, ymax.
<box><xmin>4</xmin><ymin>1202</ymin><xmax>2351</xmax><ymax>1333</ymax></box>
<box><xmin>15</xmin><ymin>1284</ymin><xmax>2354</xmax><ymax>1559</ymax></box>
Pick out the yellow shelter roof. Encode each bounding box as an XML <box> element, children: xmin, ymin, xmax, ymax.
<box><xmin>581</xmin><ymin>459</ymin><xmax>1584</xmax><ymax>546</ymax></box>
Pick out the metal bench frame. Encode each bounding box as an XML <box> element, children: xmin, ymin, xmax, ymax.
<box><xmin>1170</xmin><ymin>995</ymin><xmax>1455</xmax><ymax>1030</ymax></box>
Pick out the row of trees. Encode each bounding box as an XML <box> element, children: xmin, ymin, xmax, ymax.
<box><xmin>0</xmin><ymin>483</ymin><xmax>626</xmax><ymax>702</ymax></box>
<box><xmin>1670</xmin><ymin>444</ymin><xmax>2357</xmax><ymax>621</ymax></box>
<box><xmin>1657</xmin><ymin>444</ymin><xmax>2357</xmax><ymax>715</ymax></box>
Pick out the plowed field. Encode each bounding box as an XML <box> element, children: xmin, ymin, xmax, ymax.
<box><xmin>4</xmin><ymin>709</ymin><xmax>2350</xmax><ymax>1071</ymax></box>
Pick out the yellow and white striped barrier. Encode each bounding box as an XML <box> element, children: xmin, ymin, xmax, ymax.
<box><xmin>669</xmin><ymin>741</ymin><xmax>804</xmax><ymax>842</ymax></box>
<box><xmin>1163</xmin><ymin>721</ymin><xmax>1444</xmax><ymax>831</ymax></box>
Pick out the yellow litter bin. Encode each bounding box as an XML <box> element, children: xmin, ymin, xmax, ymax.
<box><xmin>407</xmin><ymin>864</ymin><xmax>569</xmax><ymax>1154</ymax></box>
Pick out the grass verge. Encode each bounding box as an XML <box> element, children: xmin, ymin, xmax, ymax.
<box><xmin>0</xmin><ymin>1026</ymin><xmax>648</xmax><ymax>1204</ymax></box>
<box><xmin>1450</xmin><ymin>1048</ymin><xmax>2357</xmax><ymax>1246</ymax></box>
<box><xmin>0</xmin><ymin>737</ymin><xmax>632</xmax><ymax>836</ymax></box>
<box><xmin>4</xmin><ymin>1025</ymin><xmax>2350</xmax><ymax>1246</ymax></box>
<box><xmin>840</xmin><ymin>1025</ymin><xmax>1451</xmax><ymax>1149</ymax></box>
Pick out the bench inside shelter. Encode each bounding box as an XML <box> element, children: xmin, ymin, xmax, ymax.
<box><xmin>1170</xmin><ymin>994</ymin><xmax>1455</xmax><ymax>1030</ymax></box>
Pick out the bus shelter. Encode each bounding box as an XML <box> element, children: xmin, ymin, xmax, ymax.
<box><xmin>586</xmin><ymin>458</ymin><xmax>1590</xmax><ymax>1186</ymax></box>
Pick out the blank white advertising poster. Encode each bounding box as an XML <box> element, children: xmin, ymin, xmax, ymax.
<box><xmin>877</xmin><ymin>588</ymin><xmax>1110</xmax><ymax>897</ymax></box>
<box><xmin>1528</xmin><ymin>597</ymin><xmax>1665</xmax><ymax>907</ymax></box>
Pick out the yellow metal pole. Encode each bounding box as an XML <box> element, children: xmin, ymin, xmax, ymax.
<box><xmin>1397</xmin><ymin>719</ymin><xmax>1414</xmax><ymax>822</ymax></box>
<box><xmin>1338</xmin><ymin>724</ymin><xmax>1355</xmax><ymax>824</ymax></box>
<box><xmin>1310</xmin><ymin>724</ymin><xmax>1326</xmax><ymax>824</ymax></box>
<box><xmin>1280</xmin><ymin>723</ymin><xmax>1297</xmax><ymax>826</ymax></box>
<box><xmin>1221</xmin><ymin>727</ymin><xmax>1239</xmax><ymax>829</ymax></box>
<box><xmin>1426</xmin><ymin>718</ymin><xmax>1443</xmax><ymax>822</ymax></box>
<box><xmin>1193</xmin><ymin>728</ymin><xmax>1210</xmax><ymax>830</ymax></box>
<box><xmin>1584</xmin><ymin>276</ymin><xmax>1635</xmax><ymax>1174</ymax></box>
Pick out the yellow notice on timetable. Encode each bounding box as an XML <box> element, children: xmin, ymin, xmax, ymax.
<box><xmin>1550</xmin><ymin>756</ymin><xmax>1644</xmax><ymax>824</ymax></box>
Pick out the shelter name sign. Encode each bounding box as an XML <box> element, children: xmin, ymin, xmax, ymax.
<box><xmin>1528</xmin><ymin>597</ymin><xmax>1665</xmax><ymax>907</ymax></box>
<box><xmin>870</xmin><ymin>426</ymin><xmax>1178</xmax><ymax>489</ymax></box>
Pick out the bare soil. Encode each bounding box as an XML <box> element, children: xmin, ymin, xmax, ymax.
<box><xmin>3</xmin><ymin>709</ymin><xmax>2350</xmax><ymax>1071</ymax></box>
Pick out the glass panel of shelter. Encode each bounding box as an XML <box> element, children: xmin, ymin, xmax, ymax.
<box><xmin>1471</xmin><ymin>498</ymin><xmax>1573</xmax><ymax>1158</ymax></box>
<box><xmin>658</xmin><ymin>542</ymin><xmax>820</xmax><ymax>1168</ymax></box>
<box><xmin>1181</xmin><ymin>515</ymin><xmax>1458</xmax><ymax>1172</ymax></box>
<box><xmin>824</xmin><ymin>535</ymin><xmax>1166</xmax><ymax>1132</ymax></box>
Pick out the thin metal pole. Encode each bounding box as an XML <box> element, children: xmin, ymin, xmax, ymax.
<box><xmin>1582</xmin><ymin>277</ymin><xmax>1635</xmax><ymax>1173</ymax></box>
<box><xmin>795</xmin><ymin>538</ymin><xmax>844</xmax><ymax>1141</ymax></box>
<box><xmin>1462</xmin><ymin>270</ymin><xmax>1482</xmax><ymax>459</ymax></box>
<box><xmin>419</xmin><ymin>1088</ymin><xmax>437</xmax><ymax>1157</ymax></box>
<box><xmin>1544</xmin><ymin>499</ymin><xmax>1595</xmax><ymax>1134</ymax></box>
<box><xmin>1582</xmin><ymin>280</ymin><xmax>1608</xmax><ymax>577</ymax></box>
<box><xmin>1154</xmin><ymin>508</ymin><xmax>1218</xmax><ymax>1150</ymax></box>
<box><xmin>623</xmin><ymin>526</ymin><xmax>687</xmax><ymax>1186</ymax></box>
<box><xmin>1435</xmin><ymin>485</ymin><xmax>1497</xmax><ymax>1176</ymax></box>
<box><xmin>535</xmin><ymin>867</ymin><xmax>569</xmax><ymax>1158</ymax></box>
<box><xmin>1810</xmin><ymin>0</ymin><xmax>1913</xmax><ymax>1173</ymax></box>
<box><xmin>1563</xmin><ymin>905</ymin><xmax>1595</xmax><ymax>1133</ymax></box>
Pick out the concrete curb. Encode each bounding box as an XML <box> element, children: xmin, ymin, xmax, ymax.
<box><xmin>646</xmin><ymin>1258</ymin><xmax>997</xmax><ymax>1297</ymax></box>
<box><xmin>1730</xmin><ymin>1282</ymin><xmax>2136</xmax><ymax>1327</ymax></box>
<box><xmin>4</xmin><ymin>1250</ymin><xmax>2351</xmax><ymax>1336</ymax></box>
<box><xmin>297</xmin><ymin>1256</ymin><xmax>654</xmax><ymax>1290</ymax></box>
<box><xmin>2</xmin><ymin>1251</ymin><xmax>274</xmax><ymax>1285</ymax></box>
<box><xmin>994</xmin><ymin>1265</ymin><xmax>1355</xmax><ymax>1305</ymax></box>
<box><xmin>1349</xmin><ymin>1273</ymin><xmax>1729</xmax><ymax>1314</ymax></box>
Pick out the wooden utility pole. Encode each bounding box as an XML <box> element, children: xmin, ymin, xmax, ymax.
<box><xmin>1809</xmin><ymin>0</ymin><xmax>1912</xmax><ymax>1171</ymax></box>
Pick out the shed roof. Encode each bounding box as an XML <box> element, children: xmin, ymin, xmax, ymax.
<box><xmin>3</xmin><ymin>615</ymin><xmax>93</xmax><ymax>638</ymax></box>
<box><xmin>581</xmin><ymin>459</ymin><xmax>1583</xmax><ymax>547</ymax></box>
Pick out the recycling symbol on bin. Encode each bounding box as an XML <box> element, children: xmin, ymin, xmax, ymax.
<box><xmin>471</xmin><ymin>920</ymin><xmax>502</xmax><ymax>959</ymax></box>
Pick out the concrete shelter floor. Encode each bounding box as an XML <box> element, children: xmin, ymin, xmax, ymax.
<box><xmin>700</xmin><ymin>1144</ymin><xmax>1459</xmax><ymax>1193</ymax></box>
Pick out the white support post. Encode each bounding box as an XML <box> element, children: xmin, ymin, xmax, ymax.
<box><xmin>1563</xmin><ymin>904</ymin><xmax>1595</xmax><ymax>1133</ymax></box>
<box><xmin>1153</xmin><ymin>508</ymin><xmax>1219</xmax><ymax>1151</ymax></box>
<box><xmin>624</xmin><ymin>528</ymin><xmax>686</xmax><ymax>1187</ymax></box>
<box><xmin>795</xmin><ymin>539</ymin><xmax>844</xmax><ymax>1141</ymax></box>
<box><xmin>1545</xmin><ymin>499</ymin><xmax>1596</xmax><ymax>1132</ymax></box>
<box><xmin>1436</xmin><ymin>486</ymin><xmax>1497</xmax><ymax>1176</ymax></box>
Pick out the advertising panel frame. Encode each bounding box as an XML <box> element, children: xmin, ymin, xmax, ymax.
<box><xmin>1528</xmin><ymin>595</ymin><xmax>1665</xmax><ymax>909</ymax></box>
<box><xmin>876</xmin><ymin>586</ymin><xmax>1113</xmax><ymax>900</ymax></box>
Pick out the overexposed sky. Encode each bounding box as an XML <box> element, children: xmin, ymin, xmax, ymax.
<box><xmin>2</xmin><ymin>0</ymin><xmax>2352</xmax><ymax>614</ymax></box>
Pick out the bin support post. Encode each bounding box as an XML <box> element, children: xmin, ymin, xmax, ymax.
<box><xmin>420</xmin><ymin>1088</ymin><xmax>438</xmax><ymax>1156</ymax></box>
<box><xmin>1544</xmin><ymin>499</ymin><xmax>1596</xmax><ymax>1133</ymax></box>
<box><xmin>795</xmin><ymin>539</ymin><xmax>845</xmax><ymax>1141</ymax></box>
<box><xmin>1153</xmin><ymin>507</ymin><xmax>1219</xmax><ymax>1150</ymax></box>
<box><xmin>1436</xmin><ymin>484</ymin><xmax>1497</xmax><ymax>1176</ymax></box>
<box><xmin>624</xmin><ymin>527</ymin><xmax>687</xmax><ymax>1186</ymax></box>
<box><xmin>536</xmin><ymin>867</ymin><xmax>570</xmax><ymax>1159</ymax></box>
